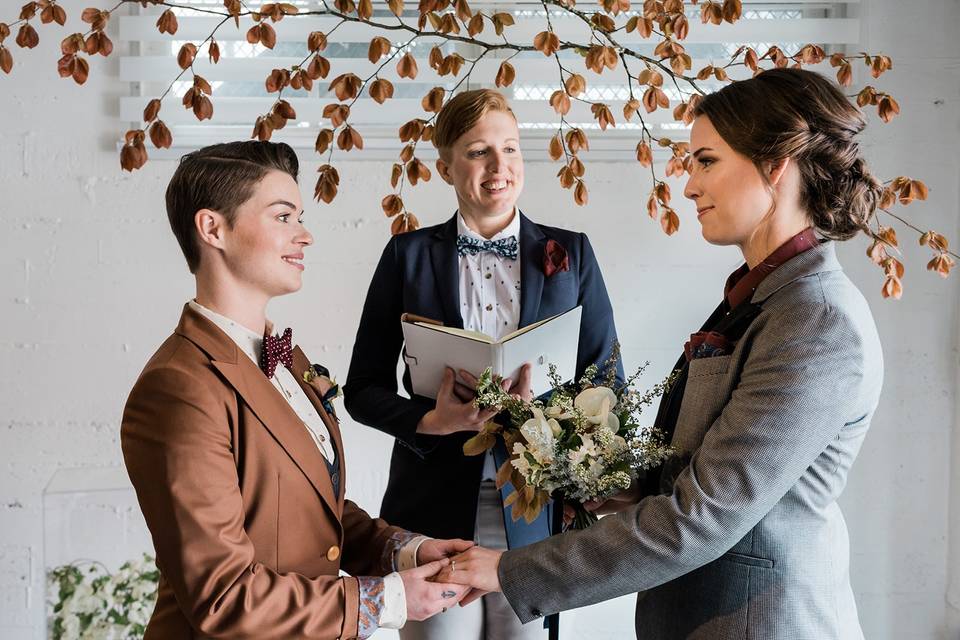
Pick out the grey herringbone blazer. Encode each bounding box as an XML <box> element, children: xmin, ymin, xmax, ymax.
<box><xmin>499</xmin><ymin>241</ymin><xmax>883</xmax><ymax>639</ymax></box>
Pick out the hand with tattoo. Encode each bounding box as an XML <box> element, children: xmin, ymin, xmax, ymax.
<box><xmin>398</xmin><ymin>558</ymin><xmax>470</xmax><ymax>621</ymax></box>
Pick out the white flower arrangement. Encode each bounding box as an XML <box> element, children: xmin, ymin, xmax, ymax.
<box><xmin>48</xmin><ymin>554</ymin><xmax>159</xmax><ymax>640</ymax></box>
<box><xmin>466</xmin><ymin>343</ymin><xmax>675</xmax><ymax>529</ymax></box>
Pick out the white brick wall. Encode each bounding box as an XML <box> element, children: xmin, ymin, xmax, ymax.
<box><xmin>1</xmin><ymin>1</ymin><xmax>958</xmax><ymax>638</ymax></box>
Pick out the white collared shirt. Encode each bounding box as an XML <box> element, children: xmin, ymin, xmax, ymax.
<box><xmin>456</xmin><ymin>211</ymin><xmax>522</xmax><ymax>480</ymax></box>
<box><xmin>188</xmin><ymin>300</ymin><xmax>416</xmax><ymax>631</ymax></box>
<box><xmin>457</xmin><ymin>210</ymin><xmax>522</xmax><ymax>341</ymax></box>
<box><xmin>189</xmin><ymin>300</ymin><xmax>336</xmax><ymax>461</ymax></box>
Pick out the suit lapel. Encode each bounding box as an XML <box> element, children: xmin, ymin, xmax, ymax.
<box><xmin>175</xmin><ymin>306</ymin><xmax>340</xmax><ymax>520</ymax></box>
<box><xmin>291</xmin><ymin>346</ymin><xmax>346</xmax><ymax>510</ymax></box>
<box><xmin>518</xmin><ymin>213</ymin><xmax>547</xmax><ymax>328</ymax></box>
<box><xmin>429</xmin><ymin>214</ymin><xmax>464</xmax><ymax>328</ymax></box>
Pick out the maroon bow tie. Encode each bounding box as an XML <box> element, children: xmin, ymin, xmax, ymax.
<box><xmin>260</xmin><ymin>327</ymin><xmax>293</xmax><ymax>377</ymax></box>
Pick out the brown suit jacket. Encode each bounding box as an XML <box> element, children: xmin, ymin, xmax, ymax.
<box><xmin>121</xmin><ymin>305</ymin><xmax>404</xmax><ymax>639</ymax></box>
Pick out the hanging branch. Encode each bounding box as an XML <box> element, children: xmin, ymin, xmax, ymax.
<box><xmin>0</xmin><ymin>0</ymin><xmax>947</xmax><ymax>298</ymax></box>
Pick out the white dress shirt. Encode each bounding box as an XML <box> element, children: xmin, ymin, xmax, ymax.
<box><xmin>456</xmin><ymin>211</ymin><xmax>522</xmax><ymax>480</ymax></box>
<box><xmin>189</xmin><ymin>301</ymin><xmax>417</xmax><ymax>630</ymax></box>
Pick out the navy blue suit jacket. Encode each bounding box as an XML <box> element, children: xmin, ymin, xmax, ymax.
<box><xmin>344</xmin><ymin>212</ymin><xmax>623</xmax><ymax>542</ymax></box>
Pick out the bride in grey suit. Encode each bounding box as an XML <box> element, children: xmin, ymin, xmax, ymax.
<box><xmin>441</xmin><ymin>68</ymin><xmax>884</xmax><ymax>639</ymax></box>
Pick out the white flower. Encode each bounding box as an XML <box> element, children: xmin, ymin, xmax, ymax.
<box><xmin>574</xmin><ymin>387</ymin><xmax>620</xmax><ymax>433</ymax></box>
<box><xmin>544</xmin><ymin>404</ymin><xmax>573</xmax><ymax>420</ymax></box>
<box><xmin>519</xmin><ymin>408</ymin><xmax>560</xmax><ymax>464</ymax></box>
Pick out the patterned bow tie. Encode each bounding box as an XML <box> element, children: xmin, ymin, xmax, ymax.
<box><xmin>456</xmin><ymin>234</ymin><xmax>519</xmax><ymax>260</ymax></box>
<box><xmin>260</xmin><ymin>327</ymin><xmax>293</xmax><ymax>378</ymax></box>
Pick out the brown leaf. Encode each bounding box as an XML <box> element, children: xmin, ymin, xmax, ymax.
<box><xmin>388</xmin><ymin>0</ymin><xmax>404</xmax><ymax>15</ymax></box>
<box><xmin>194</xmin><ymin>95</ymin><xmax>213</xmax><ymax>120</ymax></box>
<box><xmin>563</xmin><ymin>156</ymin><xmax>582</xmax><ymax>179</ymax></box>
<box><xmin>0</xmin><ymin>23</ymin><xmax>9</xmax><ymax>43</ymax></box>
<box><xmin>564</xmin><ymin>73</ymin><xmax>585</xmax><ymax>97</ymax></box>
<box><xmin>494</xmin><ymin>60</ymin><xmax>515</xmax><ymax>88</ymax></box>
<box><xmin>203</xmin><ymin>39</ymin><xmax>219</xmax><ymax>65</ymax></box>
<box><xmin>274</xmin><ymin>99</ymin><xmax>296</xmax><ymax>120</ymax></box>
<box><xmin>177</xmin><ymin>42</ymin><xmax>197</xmax><ymax>70</ymax></box>
<box><xmin>315</xmin><ymin>164</ymin><xmax>340</xmax><ymax>204</ymax></box>
<box><xmin>378</xmin><ymin>166</ymin><xmax>397</xmax><ymax>193</ymax></box>
<box><xmin>665</xmin><ymin>155</ymin><xmax>685</xmax><ymax>178</ymax></box>
<box><xmin>591</xmin><ymin>103</ymin><xmax>615</xmax><ymax>130</ymax></box>
<box><xmin>60</xmin><ymin>32</ymin><xmax>82</xmax><ymax>55</ymax></box>
<box><xmin>399</xmin><ymin>143</ymin><xmax>415</xmax><ymax>163</ymax></box>
<box><xmin>71</xmin><ymin>55</ymin><xmax>88</xmax><ymax>84</ymax></box>
<box><xmin>548</xmin><ymin>134</ymin><xmax>563</xmax><ymax>161</ymax></box>
<box><xmin>624</xmin><ymin>98</ymin><xmax>641</xmax><ymax>121</ymax></box>
<box><xmin>156</xmin><ymin>9</ymin><xmax>177</xmax><ymax>35</ymax></box>
<box><xmin>315</xmin><ymin>128</ymin><xmax>334</xmax><ymax>154</ymax></box>
<box><xmin>549</xmin><ymin>89</ymin><xmax>570</xmax><ymax>115</ymax></box>
<box><xmin>636</xmin><ymin>141</ymin><xmax>652</xmax><ymax>167</ymax></box>
<box><xmin>491</xmin><ymin>12</ymin><xmax>515</xmax><ymax>36</ymax></box>
<box><xmin>646</xmin><ymin>194</ymin><xmax>658</xmax><ymax>219</ymax></box>
<box><xmin>533</xmin><ymin>30</ymin><xmax>560</xmax><ymax>56</ymax></box>
<box><xmin>16</xmin><ymin>24</ymin><xmax>38</xmax><ymax>49</ymax></box>
<box><xmin>120</xmin><ymin>140</ymin><xmax>147</xmax><ymax>172</ymax></box>
<box><xmin>381</xmin><ymin>194</ymin><xmax>404</xmax><ymax>217</ymax></box>
<box><xmin>399</xmin><ymin>119</ymin><xmax>426</xmax><ymax>142</ymax></box>
<box><xmin>881</xmin><ymin>276</ymin><xmax>902</xmax><ymax>299</ymax></box>
<box><xmin>329</xmin><ymin>73</ymin><xmax>362</xmax><ymax>101</ymax></box>
<box><xmin>421</xmin><ymin>86</ymin><xmax>446</xmax><ymax>113</ymax></box>
<box><xmin>368</xmin><ymin>78</ymin><xmax>394</xmax><ymax>104</ymax></box>
<box><xmin>660</xmin><ymin>208</ymin><xmax>680</xmax><ymax>235</ymax></box>
<box><xmin>557</xmin><ymin>165</ymin><xmax>574</xmax><ymax>189</ymax></box>
<box><xmin>397</xmin><ymin>52</ymin><xmax>418</xmax><ymax>79</ymax></box>
<box><xmin>358</xmin><ymin>0</ymin><xmax>373</xmax><ymax>20</ymax></box>
<box><xmin>866</xmin><ymin>240</ymin><xmax>887</xmax><ymax>265</ymax></box>
<box><xmin>391</xmin><ymin>212</ymin><xmax>420</xmax><ymax>235</ymax></box>
<box><xmin>194</xmin><ymin>74</ymin><xmax>213</xmax><ymax>95</ymax></box>
<box><xmin>467</xmin><ymin>13</ymin><xmax>484</xmax><ymax>36</ymax></box>
<box><xmin>307</xmin><ymin>54</ymin><xmax>330</xmax><ymax>80</ymax></box>
<box><xmin>927</xmin><ymin>254</ymin><xmax>955</xmax><ymax>278</ymax></box>
<box><xmin>438</xmin><ymin>53</ymin><xmax>465</xmax><ymax>77</ymax></box>
<box><xmin>265</xmin><ymin>68</ymin><xmax>290</xmax><ymax>93</ymax></box>
<box><xmin>148</xmin><ymin>119</ymin><xmax>172</xmax><ymax>149</ymax></box>
<box><xmin>565</xmin><ymin>128</ymin><xmax>589</xmax><ymax>155</ymax></box>
<box><xmin>322</xmin><ymin>103</ymin><xmax>350</xmax><ymax>127</ymax></box>
<box><xmin>722</xmin><ymin>0</ymin><xmax>742</xmax><ymax>22</ymax></box>
<box><xmin>142</xmin><ymin>98</ymin><xmax>162</xmax><ymax>123</ymax></box>
<box><xmin>368</xmin><ymin>36</ymin><xmax>391</xmax><ymax>63</ymax></box>
<box><xmin>308</xmin><ymin>31</ymin><xmax>328</xmax><ymax>52</ymax></box>
<box><xmin>573</xmin><ymin>180</ymin><xmax>588</xmax><ymax>206</ymax></box>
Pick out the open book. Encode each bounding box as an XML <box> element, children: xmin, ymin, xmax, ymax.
<box><xmin>400</xmin><ymin>306</ymin><xmax>582</xmax><ymax>399</ymax></box>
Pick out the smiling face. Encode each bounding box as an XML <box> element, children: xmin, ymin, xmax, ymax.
<box><xmin>215</xmin><ymin>169</ymin><xmax>312</xmax><ymax>299</ymax></box>
<box><xmin>436</xmin><ymin>110</ymin><xmax>524</xmax><ymax>227</ymax></box>
<box><xmin>683</xmin><ymin>115</ymin><xmax>777</xmax><ymax>248</ymax></box>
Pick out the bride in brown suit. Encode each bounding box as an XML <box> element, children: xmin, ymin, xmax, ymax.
<box><xmin>121</xmin><ymin>141</ymin><xmax>471</xmax><ymax>639</ymax></box>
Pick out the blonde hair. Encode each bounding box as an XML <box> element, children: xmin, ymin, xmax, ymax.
<box><xmin>432</xmin><ymin>89</ymin><xmax>516</xmax><ymax>157</ymax></box>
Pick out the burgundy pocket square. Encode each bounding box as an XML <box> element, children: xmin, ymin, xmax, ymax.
<box><xmin>684</xmin><ymin>331</ymin><xmax>733</xmax><ymax>362</ymax></box>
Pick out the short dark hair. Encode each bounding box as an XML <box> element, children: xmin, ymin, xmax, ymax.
<box><xmin>694</xmin><ymin>68</ymin><xmax>882</xmax><ymax>240</ymax></box>
<box><xmin>165</xmin><ymin>140</ymin><xmax>299</xmax><ymax>272</ymax></box>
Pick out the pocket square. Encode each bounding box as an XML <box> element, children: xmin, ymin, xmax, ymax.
<box><xmin>684</xmin><ymin>331</ymin><xmax>733</xmax><ymax>361</ymax></box>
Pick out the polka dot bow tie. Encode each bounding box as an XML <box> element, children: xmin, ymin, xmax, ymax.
<box><xmin>456</xmin><ymin>234</ymin><xmax>519</xmax><ymax>260</ymax></box>
<box><xmin>260</xmin><ymin>327</ymin><xmax>293</xmax><ymax>378</ymax></box>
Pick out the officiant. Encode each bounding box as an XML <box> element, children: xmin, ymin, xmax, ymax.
<box><xmin>344</xmin><ymin>88</ymin><xmax>624</xmax><ymax>640</ymax></box>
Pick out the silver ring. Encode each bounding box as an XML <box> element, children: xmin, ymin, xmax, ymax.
<box><xmin>450</xmin><ymin>560</ymin><xmax>456</xmax><ymax>573</ymax></box>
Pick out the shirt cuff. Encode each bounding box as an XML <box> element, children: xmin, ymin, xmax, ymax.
<box><xmin>378</xmin><ymin>571</ymin><xmax>408</xmax><ymax>630</ymax></box>
<box><xmin>380</xmin><ymin>529</ymin><xmax>419</xmax><ymax>573</ymax></box>
<box><xmin>357</xmin><ymin>576</ymin><xmax>385</xmax><ymax>639</ymax></box>
<box><xmin>396</xmin><ymin>535</ymin><xmax>431</xmax><ymax>571</ymax></box>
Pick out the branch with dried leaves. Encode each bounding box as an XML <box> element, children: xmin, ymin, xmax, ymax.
<box><xmin>1</xmin><ymin>0</ymin><xmax>951</xmax><ymax>297</ymax></box>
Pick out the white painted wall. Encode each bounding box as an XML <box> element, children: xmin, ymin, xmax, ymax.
<box><xmin>1</xmin><ymin>1</ymin><xmax>957</xmax><ymax>638</ymax></box>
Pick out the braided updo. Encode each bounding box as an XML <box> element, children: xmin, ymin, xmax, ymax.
<box><xmin>693</xmin><ymin>68</ymin><xmax>883</xmax><ymax>240</ymax></box>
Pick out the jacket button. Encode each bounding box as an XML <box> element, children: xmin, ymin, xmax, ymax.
<box><xmin>327</xmin><ymin>545</ymin><xmax>341</xmax><ymax>562</ymax></box>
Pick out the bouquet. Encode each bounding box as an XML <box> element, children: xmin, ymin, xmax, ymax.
<box><xmin>48</xmin><ymin>554</ymin><xmax>159</xmax><ymax>640</ymax></box>
<box><xmin>463</xmin><ymin>344</ymin><xmax>674</xmax><ymax>529</ymax></box>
